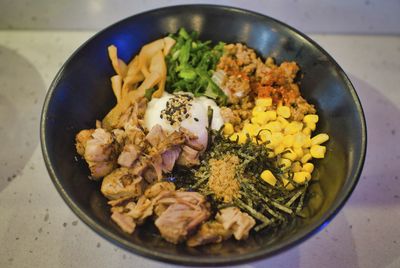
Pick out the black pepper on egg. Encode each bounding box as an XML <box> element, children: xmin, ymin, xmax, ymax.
<box><xmin>160</xmin><ymin>94</ymin><xmax>193</xmax><ymax>127</ymax></box>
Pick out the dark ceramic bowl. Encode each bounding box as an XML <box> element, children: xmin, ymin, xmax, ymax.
<box><xmin>40</xmin><ymin>5</ymin><xmax>366</xmax><ymax>265</ymax></box>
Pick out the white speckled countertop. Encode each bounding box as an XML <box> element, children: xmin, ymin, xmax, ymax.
<box><xmin>0</xmin><ymin>1</ymin><xmax>400</xmax><ymax>268</ymax></box>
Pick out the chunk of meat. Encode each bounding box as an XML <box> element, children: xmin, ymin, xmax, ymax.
<box><xmin>177</xmin><ymin>145</ymin><xmax>201</xmax><ymax>167</ymax></box>
<box><xmin>75</xmin><ymin>129</ymin><xmax>94</xmax><ymax>156</ymax></box>
<box><xmin>144</xmin><ymin>181</ymin><xmax>175</xmax><ymax>199</ymax></box>
<box><xmin>103</xmin><ymin>97</ymin><xmax>147</xmax><ymax>130</ymax></box>
<box><xmin>124</xmin><ymin>125</ymin><xmax>187</xmax><ymax>182</ymax></box>
<box><xmin>215</xmin><ymin>207</ymin><xmax>255</xmax><ymax>240</ymax></box>
<box><xmin>179</xmin><ymin>127</ymin><xmax>205</xmax><ymax>151</ymax></box>
<box><xmin>143</xmin><ymin>162</ymin><xmax>161</xmax><ymax>184</ymax></box>
<box><xmin>145</xmin><ymin>124</ymin><xmax>167</xmax><ymax>147</ymax></box>
<box><xmin>84</xmin><ymin>128</ymin><xmax>115</xmax><ymax>162</ymax></box>
<box><xmin>88</xmin><ymin>161</ymin><xmax>116</xmax><ymax>181</ymax></box>
<box><xmin>187</xmin><ymin>221</ymin><xmax>231</xmax><ymax>247</ymax></box>
<box><xmin>76</xmin><ymin>128</ymin><xmax>117</xmax><ymax>180</ymax></box>
<box><xmin>101</xmin><ymin>168</ymin><xmax>144</xmax><ymax>200</ymax></box>
<box><xmin>117</xmin><ymin>144</ymin><xmax>139</xmax><ymax>167</ymax></box>
<box><xmin>109</xmin><ymin>183</ymin><xmax>176</xmax><ymax>234</ymax></box>
<box><xmin>154</xmin><ymin>191</ymin><xmax>210</xmax><ymax>244</ymax></box>
<box><xmin>111</xmin><ymin>211</ymin><xmax>136</xmax><ymax>234</ymax></box>
<box><xmin>125</xmin><ymin>196</ymin><xmax>153</xmax><ymax>224</ymax></box>
<box><xmin>111</xmin><ymin>129</ymin><xmax>125</xmax><ymax>145</ymax></box>
<box><xmin>124</xmin><ymin>124</ymin><xmax>146</xmax><ymax>149</ymax></box>
<box><xmin>161</xmin><ymin>146</ymin><xmax>181</xmax><ymax>172</ymax></box>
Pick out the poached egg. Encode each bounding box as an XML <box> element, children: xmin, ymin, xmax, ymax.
<box><xmin>144</xmin><ymin>92</ymin><xmax>224</xmax><ymax>148</ymax></box>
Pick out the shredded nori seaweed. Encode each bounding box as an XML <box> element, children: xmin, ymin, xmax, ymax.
<box><xmin>169</xmin><ymin>130</ymin><xmax>311</xmax><ymax>232</ymax></box>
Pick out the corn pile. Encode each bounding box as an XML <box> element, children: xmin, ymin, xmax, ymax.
<box><xmin>223</xmin><ymin>97</ymin><xmax>329</xmax><ymax>190</ymax></box>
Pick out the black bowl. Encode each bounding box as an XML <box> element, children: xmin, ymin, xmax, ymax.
<box><xmin>40</xmin><ymin>5</ymin><xmax>366</xmax><ymax>265</ymax></box>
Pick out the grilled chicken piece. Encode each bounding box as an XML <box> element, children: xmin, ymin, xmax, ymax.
<box><xmin>132</xmin><ymin>125</ymin><xmax>186</xmax><ymax>181</ymax></box>
<box><xmin>110</xmin><ymin>182</ymin><xmax>175</xmax><ymax>234</ymax></box>
<box><xmin>125</xmin><ymin>196</ymin><xmax>153</xmax><ymax>224</ymax></box>
<box><xmin>215</xmin><ymin>207</ymin><xmax>255</xmax><ymax>240</ymax></box>
<box><xmin>111</xmin><ymin>211</ymin><xmax>136</xmax><ymax>234</ymax></box>
<box><xmin>187</xmin><ymin>207</ymin><xmax>255</xmax><ymax>247</ymax></box>
<box><xmin>177</xmin><ymin>145</ymin><xmax>201</xmax><ymax>167</ymax></box>
<box><xmin>117</xmin><ymin>144</ymin><xmax>139</xmax><ymax>167</ymax></box>
<box><xmin>75</xmin><ymin>128</ymin><xmax>117</xmax><ymax>180</ymax></box>
<box><xmin>179</xmin><ymin>127</ymin><xmax>205</xmax><ymax>151</ymax></box>
<box><xmin>154</xmin><ymin>191</ymin><xmax>210</xmax><ymax>244</ymax></box>
<box><xmin>75</xmin><ymin>129</ymin><xmax>94</xmax><ymax>156</ymax></box>
<box><xmin>187</xmin><ymin>221</ymin><xmax>231</xmax><ymax>247</ymax></box>
<box><xmin>161</xmin><ymin>146</ymin><xmax>181</xmax><ymax>172</ymax></box>
<box><xmin>101</xmin><ymin>167</ymin><xmax>144</xmax><ymax>200</ymax></box>
<box><xmin>144</xmin><ymin>181</ymin><xmax>175</xmax><ymax>199</ymax></box>
<box><xmin>145</xmin><ymin>124</ymin><xmax>166</xmax><ymax>147</ymax></box>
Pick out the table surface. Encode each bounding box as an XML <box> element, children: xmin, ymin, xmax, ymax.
<box><xmin>0</xmin><ymin>30</ymin><xmax>399</xmax><ymax>268</ymax></box>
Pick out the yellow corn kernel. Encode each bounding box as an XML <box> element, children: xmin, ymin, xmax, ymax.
<box><xmin>291</xmin><ymin>161</ymin><xmax>302</xmax><ymax>172</ymax></box>
<box><xmin>303</xmin><ymin>114</ymin><xmax>319</xmax><ymax>124</ymax></box>
<box><xmin>293</xmin><ymin>172</ymin><xmax>312</xmax><ymax>184</ymax></box>
<box><xmin>294</xmin><ymin>147</ymin><xmax>304</xmax><ymax>159</ymax></box>
<box><xmin>265</xmin><ymin>121</ymin><xmax>282</xmax><ymax>133</ymax></box>
<box><xmin>277</xmin><ymin>106</ymin><xmax>291</xmax><ymax>118</ymax></box>
<box><xmin>267</xmin><ymin>151</ymin><xmax>275</xmax><ymax>158</ymax></box>
<box><xmin>282</xmin><ymin>134</ymin><xmax>294</xmax><ymax>147</ymax></box>
<box><xmin>229</xmin><ymin>132</ymin><xmax>247</xmax><ymax>144</ymax></box>
<box><xmin>283</xmin><ymin>149</ymin><xmax>297</xmax><ymax>161</ymax></box>
<box><xmin>238</xmin><ymin>132</ymin><xmax>248</xmax><ymax>144</ymax></box>
<box><xmin>302</xmin><ymin>136</ymin><xmax>312</xmax><ymax>148</ymax></box>
<box><xmin>229</xmin><ymin>133</ymin><xmax>239</xmax><ymax>142</ymax></box>
<box><xmin>306</xmin><ymin>122</ymin><xmax>316</xmax><ymax>131</ymax></box>
<box><xmin>243</xmin><ymin>123</ymin><xmax>260</xmax><ymax>137</ymax></box>
<box><xmin>251</xmin><ymin>112</ymin><xmax>269</xmax><ymax>125</ymax></box>
<box><xmin>265</xmin><ymin>110</ymin><xmax>277</xmax><ymax>121</ymax></box>
<box><xmin>271</xmin><ymin>132</ymin><xmax>284</xmax><ymax>146</ymax></box>
<box><xmin>265</xmin><ymin>141</ymin><xmax>274</xmax><ymax>149</ymax></box>
<box><xmin>274</xmin><ymin>144</ymin><xmax>285</xmax><ymax>155</ymax></box>
<box><xmin>302</xmin><ymin>163</ymin><xmax>314</xmax><ymax>173</ymax></box>
<box><xmin>310</xmin><ymin>145</ymin><xmax>326</xmax><ymax>158</ymax></box>
<box><xmin>293</xmin><ymin>132</ymin><xmax>306</xmax><ymax>148</ymax></box>
<box><xmin>252</xmin><ymin>106</ymin><xmax>265</xmax><ymax>115</ymax></box>
<box><xmin>284</xmin><ymin>121</ymin><xmax>304</xmax><ymax>135</ymax></box>
<box><xmin>259</xmin><ymin>130</ymin><xmax>272</xmax><ymax>143</ymax></box>
<box><xmin>277</xmin><ymin>116</ymin><xmax>289</xmax><ymax>128</ymax></box>
<box><xmin>223</xmin><ymin>123</ymin><xmax>234</xmax><ymax>135</ymax></box>
<box><xmin>278</xmin><ymin>158</ymin><xmax>292</xmax><ymax>170</ymax></box>
<box><xmin>261</xmin><ymin>170</ymin><xmax>277</xmax><ymax>186</ymax></box>
<box><xmin>311</xmin><ymin>133</ymin><xmax>329</xmax><ymax>146</ymax></box>
<box><xmin>301</xmin><ymin>153</ymin><xmax>312</xmax><ymax>164</ymax></box>
<box><xmin>256</xmin><ymin>98</ymin><xmax>272</xmax><ymax>107</ymax></box>
<box><xmin>282</xmin><ymin>178</ymin><xmax>295</xmax><ymax>190</ymax></box>
<box><xmin>302</xmin><ymin>127</ymin><xmax>312</xmax><ymax>136</ymax></box>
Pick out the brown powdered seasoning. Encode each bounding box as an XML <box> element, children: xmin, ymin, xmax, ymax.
<box><xmin>208</xmin><ymin>155</ymin><xmax>241</xmax><ymax>203</ymax></box>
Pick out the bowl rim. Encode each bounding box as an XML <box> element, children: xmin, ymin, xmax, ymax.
<box><xmin>40</xmin><ymin>4</ymin><xmax>367</xmax><ymax>266</ymax></box>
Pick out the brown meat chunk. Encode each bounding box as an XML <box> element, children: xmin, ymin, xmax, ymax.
<box><xmin>76</xmin><ymin>128</ymin><xmax>118</xmax><ymax>180</ymax></box>
<box><xmin>154</xmin><ymin>191</ymin><xmax>210</xmax><ymax>244</ymax></box>
<box><xmin>177</xmin><ymin>145</ymin><xmax>201</xmax><ymax>167</ymax></box>
<box><xmin>161</xmin><ymin>146</ymin><xmax>181</xmax><ymax>173</ymax></box>
<box><xmin>187</xmin><ymin>221</ymin><xmax>231</xmax><ymax>247</ymax></box>
<box><xmin>111</xmin><ymin>211</ymin><xmax>136</xmax><ymax>234</ymax></box>
<box><xmin>101</xmin><ymin>168</ymin><xmax>144</xmax><ymax>200</ymax></box>
<box><xmin>216</xmin><ymin>207</ymin><xmax>255</xmax><ymax>240</ymax></box>
<box><xmin>75</xmin><ymin>129</ymin><xmax>94</xmax><ymax>156</ymax></box>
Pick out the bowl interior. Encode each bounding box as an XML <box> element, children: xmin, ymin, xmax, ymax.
<box><xmin>41</xmin><ymin>5</ymin><xmax>366</xmax><ymax>265</ymax></box>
